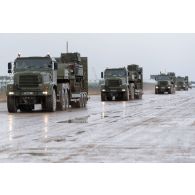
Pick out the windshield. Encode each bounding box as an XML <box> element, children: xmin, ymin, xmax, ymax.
<box><xmin>105</xmin><ymin>69</ymin><xmax>126</xmax><ymax>78</ymax></box>
<box><xmin>15</xmin><ymin>58</ymin><xmax>51</xmax><ymax>70</ymax></box>
<box><xmin>177</xmin><ymin>81</ymin><xmax>184</xmax><ymax>85</ymax></box>
<box><xmin>158</xmin><ymin>81</ymin><xmax>169</xmax><ymax>86</ymax></box>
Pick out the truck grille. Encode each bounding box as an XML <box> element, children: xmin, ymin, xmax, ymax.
<box><xmin>106</xmin><ymin>79</ymin><xmax>121</xmax><ymax>87</ymax></box>
<box><xmin>19</xmin><ymin>75</ymin><xmax>40</xmax><ymax>88</ymax></box>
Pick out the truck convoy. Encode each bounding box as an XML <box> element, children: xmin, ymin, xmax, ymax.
<box><xmin>151</xmin><ymin>72</ymin><xmax>176</xmax><ymax>94</ymax></box>
<box><xmin>175</xmin><ymin>76</ymin><xmax>189</xmax><ymax>91</ymax></box>
<box><xmin>6</xmin><ymin>52</ymin><xmax>88</xmax><ymax>113</ymax></box>
<box><xmin>100</xmin><ymin>64</ymin><xmax>143</xmax><ymax>101</ymax></box>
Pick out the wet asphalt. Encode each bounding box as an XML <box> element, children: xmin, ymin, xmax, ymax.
<box><xmin>1</xmin><ymin>90</ymin><xmax>195</xmax><ymax>162</ymax></box>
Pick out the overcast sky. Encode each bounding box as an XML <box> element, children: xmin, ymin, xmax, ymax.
<box><xmin>0</xmin><ymin>33</ymin><xmax>195</xmax><ymax>82</ymax></box>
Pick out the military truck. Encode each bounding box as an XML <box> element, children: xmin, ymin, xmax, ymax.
<box><xmin>175</xmin><ymin>76</ymin><xmax>188</xmax><ymax>91</ymax></box>
<box><xmin>150</xmin><ymin>72</ymin><xmax>176</xmax><ymax>94</ymax></box>
<box><xmin>6</xmin><ymin>52</ymin><xmax>88</xmax><ymax>113</ymax></box>
<box><xmin>100</xmin><ymin>64</ymin><xmax>143</xmax><ymax>101</ymax></box>
<box><xmin>184</xmin><ymin>76</ymin><xmax>190</xmax><ymax>89</ymax></box>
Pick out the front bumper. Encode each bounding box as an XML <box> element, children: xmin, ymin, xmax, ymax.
<box><xmin>7</xmin><ymin>90</ymin><xmax>51</xmax><ymax>96</ymax></box>
<box><xmin>156</xmin><ymin>87</ymin><xmax>170</xmax><ymax>92</ymax></box>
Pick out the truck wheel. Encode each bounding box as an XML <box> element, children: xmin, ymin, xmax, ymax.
<box><xmin>41</xmin><ymin>97</ymin><xmax>46</xmax><ymax>111</ymax></box>
<box><xmin>83</xmin><ymin>95</ymin><xmax>87</xmax><ymax>108</ymax></box>
<box><xmin>138</xmin><ymin>93</ymin><xmax>142</xmax><ymax>99</ymax></box>
<box><xmin>64</xmin><ymin>92</ymin><xmax>69</xmax><ymax>110</ymax></box>
<box><xmin>57</xmin><ymin>89</ymin><xmax>67</xmax><ymax>111</ymax></box>
<box><xmin>101</xmin><ymin>93</ymin><xmax>106</xmax><ymax>101</ymax></box>
<box><xmin>123</xmin><ymin>91</ymin><xmax>129</xmax><ymax>101</ymax></box>
<box><xmin>168</xmin><ymin>89</ymin><xmax>172</xmax><ymax>94</ymax></box>
<box><xmin>46</xmin><ymin>89</ymin><xmax>56</xmax><ymax>112</ymax></box>
<box><xmin>130</xmin><ymin>88</ymin><xmax>135</xmax><ymax>100</ymax></box>
<box><xmin>7</xmin><ymin>96</ymin><xmax>17</xmax><ymax>113</ymax></box>
<box><xmin>155</xmin><ymin>89</ymin><xmax>158</xmax><ymax>94</ymax></box>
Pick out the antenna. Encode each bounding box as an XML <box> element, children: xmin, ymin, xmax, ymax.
<box><xmin>66</xmin><ymin>41</ymin><xmax>69</xmax><ymax>53</ymax></box>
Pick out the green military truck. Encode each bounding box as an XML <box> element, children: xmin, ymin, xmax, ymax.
<box><xmin>150</xmin><ymin>72</ymin><xmax>176</xmax><ymax>94</ymax></box>
<box><xmin>184</xmin><ymin>76</ymin><xmax>190</xmax><ymax>89</ymax></box>
<box><xmin>6</xmin><ymin>52</ymin><xmax>88</xmax><ymax>113</ymax></box>
<box><xmin>100</xmin><ymin>64</ymin><xmax>143</xmax><ymax>101</ymax></box>
<box><xmin>175</xmin><ymin>76</ymin><xmax>188</xmax><ymax>91</ymax></box>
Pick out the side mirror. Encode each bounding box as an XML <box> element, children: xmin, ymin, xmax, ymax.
<box><xmin>48</xmin><ymin>62</ymin><xmax>52</xmax><ymax>68</ymax></box>
<box><xmin>101</xmin><ymin>72</ymin><xmax>104</xmax><ymax>78</ymax></box>
<box><xmin>54</xmin><ymin>62</ymin><xmax>58</xmax><ymax>70</ymax></box>
<box><xmin>8</xmin><ymin>62</ymin><xmax>12</xmax><ymax>73</ymax></box>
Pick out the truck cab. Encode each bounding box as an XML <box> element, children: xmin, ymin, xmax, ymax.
<box><xmin>153</xmin><ymin>72</ymin><xmax>176</xmax><ymax>94</ymax></box>
<box><xmin>6</xmin><ymin>55</ymin><xmax>58</xmax><ymax>112</ymax></box>
<box><xmin>175</xmin><ymin>76</ymin><xmax>188</xmax><ymax>91</ymax></box>
<box><xmin>101</xmin><ymin>67</ymin><xmax>129</xmax><ymax>101</ymax></box>
<box><xmin>155</xmin><ymin>80</ymin><xmax>174</xmax><ymax>94</ymax></box>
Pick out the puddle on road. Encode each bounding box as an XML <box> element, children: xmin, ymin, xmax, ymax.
<box><xmin>45</xmin><ymin>137</ymin><xmax>66</xmax><ymax>143</ymax></box>
<box><xmin>76</xmin><ymin>130</ymin><xmax>85</xmax><ymax>135</ymax></box>
<box><xmin>155</xmin><ymin>107</ymin><xmax>163</xmax><ymax>110</ymax></box>
<box><xmin>57</xmin><ymin>116</ymin><xmax>90</xmax><ymax>124</ymax></box>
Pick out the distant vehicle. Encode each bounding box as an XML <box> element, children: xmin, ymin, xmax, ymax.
<box><xmin>6</xmin><ymin>52</ymin><xmax>88</xmax><ymax>113</ymax></box>
<box><xmin>100</xmin><ymin>64</ymin><xmax>143</xmax><ymax>101</ymax></box>
<box><xmin>184</xmin><ymin>76</ymin><xmax>190</xmax><ymax>89</ymax></box>
<box><xmin>150</xmin><ymin>72</ymin><xmax>176</xmax><ymax>94</ymax></box>
<box><xmin>188</xmin><ymin>81</ymin><xmax>192</xmax><ymax>89</ymax></box>
<box><xmin>175</xmin><ymin>76</ymin><xmax>188</xmax><ymax>91</ymax></box>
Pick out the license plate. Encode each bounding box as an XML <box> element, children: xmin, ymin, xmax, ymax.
<box><xmin>23</xmin><ymin>92</ymin><xmax>34</xmax><ymax>95</ymax></box>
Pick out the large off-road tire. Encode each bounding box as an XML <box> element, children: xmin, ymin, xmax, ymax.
<box><xmin>45</xmin><ymin>89</ymin><xmax>56</xmax><ymax>112</ymax></box>
<box><xmin>41</xmin><ymin>97</ymin><xmax>46</xmax><ymax>111</ymax></box>
<box><xmin>123</xmin><ymin>91</ymin><xmax>129</xmax><ymax>101</ymax></box>
<box><xmin>101</xmin><ymin>93</ymin><xmax>106</xmax><ymax>101</ymax></box>
<box><xmin>7</xmin><ymin>96</ymin><xmax>17</xmax><ymax>113</ymax></box>
<box><xmin>70</xmin><ymin>101</ymin><xmax>76</xmax><ymax>108</ymax></box>
<box><xmin>155</xmin><ymin>89</ymin><xmax>158</xmax><ymax>94</ymax></box>
<box><xmin>57</xmin><ymin>90</ymin><xmax>69</xmax><ymax>111</ymax></box>
<box><xmin>130</xmin><ymin>87</ymin><xmax>135</xmax><ymax>100</ymax></box>
<box><xmin>83</xmin><ymin>95</ymin><xmax>87</xmax><ymax>108</ymax></box>
<box><xmin>168</xmin><ymin>88</ymin><xmax>172</xmax><ymax>94</ymax></box>
<box><xmin>138</xmin><ymin>93</ymin><xmax>143</xmax><ymax>99</ymax></box>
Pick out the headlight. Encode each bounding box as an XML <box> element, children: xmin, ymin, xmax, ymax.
<box><xmin>102</xmin><ymin>89</ymin><xmax>106</xmax><ymax>92</ymax></box>
<box><xmin>175</xmin><ymin>85</ymin><xmax>177</xmax><ymax>87</ymax></box>
<box><xmin>168</xmin><ymin>86</ymin><xmax>171</xmax><ymax>88</ymax></box>
<box><xmin>122</xmin><ymin>89</ymin><xmax>126</xmax><ymax>92</ymax></box>
<box><xmin>9</xmin><ymin>92</ymin><xmax>14</xmax><ymax>95</ymax></box>
<box><xmin>43</xmin><ymin>91</ymin><xmax>48</xmax><ymax>95</ymax></box>
<box><xmin>155</xmin><ymin>86</ymin><xmax>159</xmax><ymax>89</ymax></box>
